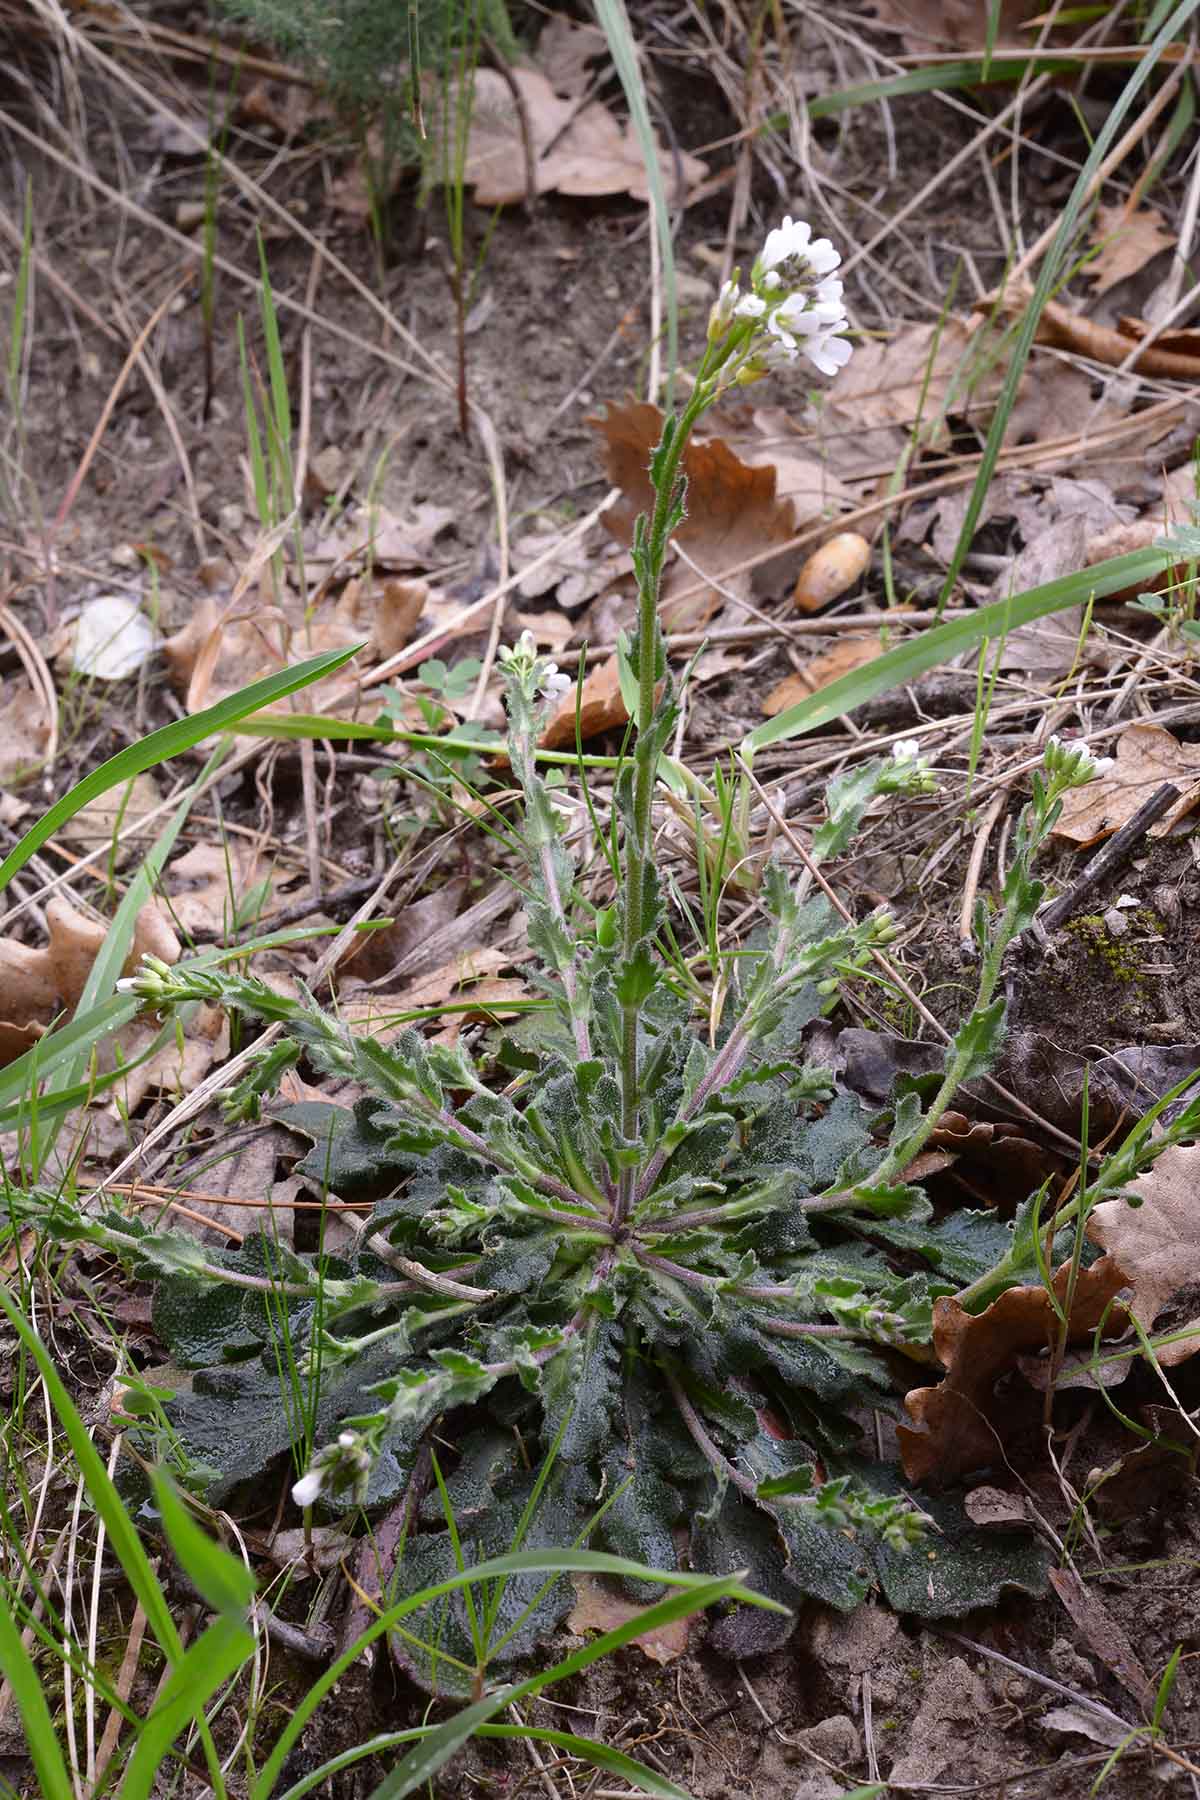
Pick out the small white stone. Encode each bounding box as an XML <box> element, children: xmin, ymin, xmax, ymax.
<box><xmin>72</xmin><ymin>595</ymin><xmax>161</xmax><ymax>680</ymax></box>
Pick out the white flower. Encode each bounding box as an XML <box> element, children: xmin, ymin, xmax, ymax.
<box><xmin>805</xmin><ymin>238</ymin><xmax>842</xmax><ymax>278</ymax></box>
<box><xmin>538</xmin><ymin>661</ymin><xmax>572</xmax><ymax>702</ymax></box>
<box><xmin>760</xmin><ymin>215</ymin><xmax>814</xmax><ymax>272</ymax></box>
<box><xmin>804</xmin><ymin>328</ymin><xmax>853</xmax><ymax>377</ymax></box>
<box><xmin>891</xmin><ymin>738</ymin><xmax>920</xmax><ymax>761</ymax></box>
<box><xmin>734</xmin><ymin>293</ymin><xmax>767</xmax><ymax>318</ymax></box>
<box><xmin>1091</xmin><ymin>756</ymin><xmax>1115</xmax><ymax>777</ymax></box>
<box><xmin>292</xmin><ymin>1468</ymin><xmax>324</xmax><ymax>1509</ymax></box>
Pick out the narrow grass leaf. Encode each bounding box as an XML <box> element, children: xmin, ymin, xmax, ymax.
<box><xmin>592</xmin><ymin>0</ymin><xmax>677</xmax><ymax>383</ymax></box>
<box><xmin>808</xmin><ymin>59</ymin><xmax>1077</xmax><ymax>114</ymax></box>
<box><xmin>0</xmin><ymin>1287</ymin><xmax>184</xmax><ymax>1663</ymax></box>
<box><xmin>474</xmin><ymin>1724</ymin><xmax>694</xmax><ymax>1798</ymax></box>
<box><xmin>253</xmin><ymin>1551</ymin><xmax>781</xmax><ymax>1800</ymax></box>
<box><xmin>0</xmin><ymin>645</ymin><xmax>359</xmax><ymax>893</ymax></box>
<box><xmin>152</xmin><ymin>1470</ymin><xmax>256</xmax><ymax>1616</ymax></box>
<box><xmin>0</xmin><ymin>1601</ymin><xmax>74</xmax><ymax>1800</ymax></box>
<box><xmin>362</xmin><ymin>1576</ymin><xmax>755</xmax><ymax>1800</ymax></box>
<box><xmin>741</xmin><ymin>546</ymin><xmax>1174</xmax><ymax>753</ymax></box>
<box><xmin>939</xmin><ymin>0</ymin><xmax>1200</xmax><ymax>606</ymax></box>
<box><xmin>116</xmin><ymin>1616</ymin><xmax>253</xmax><ymax>1800</ymax></box>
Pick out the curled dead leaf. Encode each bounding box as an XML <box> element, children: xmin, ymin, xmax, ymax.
<box><xmin>1086</xmin><ymin>1141</ymin><xmax>1200</xmax><ymax>1366</ymax></box>
<box><xmin>0</xmin><ymin>676</ymin><xmax>53</xmax><ymax>784</ymax></box>
<box><xmin>1052</xmin><ymin>723</ymin><xmax>1200</xmax><ymax>847</ymax></box>
<box><xmin>568</xmin><ymin>1574</ymin><xmax>689</xmax><ymax>1664</ymax></box>
<box><xmin>0</xmin><ymin>896</ymin><xmax>180</xmax><ymax>1070</ymax></box>
<box><xmin>450</xmin><ymin>67</ymin><xmax>706</xmax><ymax>208</ymax></box>
<box><xmin>591</xmin><ymin>400</ymin><xmax>803</xmax><ymax>630</ymax></box>
<box><xmin>898</xmin><ymin>1259</ymin><xmax>1131</xmax><ymax>1485</ymax></box>
<box><xmin>1087</xmin><ymin>202</ymin><xmax>1177</xmax><ymax>298</ymax></box>
<box><xmin>539</xmin><ymin>653</ymin><xmax>639</xmax><ymax>748</ymax></box>
<box><xmin>162</xmin><ymin>573</ymin><xmax>429</xmax><ymax>716</ymax></box>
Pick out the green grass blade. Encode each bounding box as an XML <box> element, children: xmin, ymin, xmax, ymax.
<box><xmin>33</xmin><ymin>746</ymin><xmax>228</xmax><ymax>1169</ymax></box>
<box><xmin>0</xmin><ymin>995</ymin><xmax>135</xmax><ymax>1111</ymax></box>
<box><xmin>592</xmin><ymin>0</ymin><xmax>677</xmax><ymax>385</ymax></box>
<box><xmin>740</xmin><ymin>545</ymin><xmax>1173</xmax><ymax>753</ymax></box>
<box><xmin>116</xmin><ymin>1616</ymin><xmax>252</xmax><ymax>1800</ymax></box>
<box><xmin>151</xmin><ymin>1471</ymin><xmax>256</xmax><ymax>1616</ymax></box>
<box><xmin>362</xmin><ymin>1576</ymin><xmax>755</xmax><ymax>1800</ymax></box>
<box><xmin>0</xmin><ymin>1600</ymin><xmax>74</xmax><ymax>1800</ymax></box>
<box><xmin>252</xmin><ymin>1551</ymin><xmax>782</xmax><ymax>1800</ymax></box>
<box><xmin>266</xmin><ymin>1720</ymin><xmax>694</xmax><ymax>1800</ymax></box>
<box><xmin>807</xmin><ymin>58</ymin><xmax>1076</xmax><ymax>114</ymax></box>
<box><xmin>475</xmin><ymin>1724</ymin><xmax>694</xmax><ymax>1798</ymax></box>
<box><xmin>0</xmin><ymin>645</ymin><xmax>359</xmax><ymax>894</ymax></box>
<box><xmin>0</xmin><ymin>1286</ymin><xmax>184</xmax><ymax>1664</ymax></box>
<box><xmin>938</xmin><ymin>0</ymin><xmax>1200</xmax><ymax>606</ymax></box>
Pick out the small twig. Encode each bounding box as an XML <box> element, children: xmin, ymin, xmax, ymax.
<box><xmin>1039</xmin><ymin>782</ymin><xmax>1180</xmax><ymax>932</ymax></box>
<box><xmin>168</xmin><ymin>1566</ymin><xmax>335</xmax><ymax>1662</ymax></box>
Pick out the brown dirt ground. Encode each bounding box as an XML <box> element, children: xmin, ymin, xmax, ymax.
<box><xmin>3</xmin><ymin>4</ymin><xmax>1200</xmax><ymax>1797</ymax></box>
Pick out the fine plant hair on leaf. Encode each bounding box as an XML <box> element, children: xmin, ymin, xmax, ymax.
<box><xmin>95</xmin><ymin>223</ymin><xmax>1186</xmax><ymax>1682</ymax></box>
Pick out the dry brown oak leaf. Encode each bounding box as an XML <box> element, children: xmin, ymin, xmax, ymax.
<box><xmin>1086</xmin><ymin>1142</ymin><xmax>1200</xmax><ymax>1366</ymax></box>
<box><xmin>458</xmin><ymin>67</ymin><xmax>706</xmax><ymax>206</ymax></box>
<box><xmin>898</xmin><ymin>1259</ymin><xmax>1130</xmax><ymax>1485</ymax></box>
<box><xmin>590</xmin><ymin>400</ymin><xmax>802</xmax><ymax>632</ymax></box>
<box><xmin>0</xmin><ymin>895</ymin><xmax>180</xmax><ymax>1068</ymax></box>
<box><xmin>1087</xmin><ymin>203</ymin><xmax>1177</xmax><ymax>297</ymax></box>
<box><xmin>1052</xmin><ymin>722</ymin><xmax>1200</xmax><ymax>847</ymax></box>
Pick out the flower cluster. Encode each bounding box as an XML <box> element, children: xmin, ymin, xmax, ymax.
<box><xmin>1042</xmin><ymin>734</ymin><xmax>1114</xmax><ymax>790</ymax></box>
<box><xmin>498</xmin><ymin>630</ymin><xmax>572</xmax><ymax>707</ymax></box>
<box><xmin>292</xmin><ymin>1427</ymin><xmax>374</xmax><ymax>1509</ymax></box>
<box><xmin>709</xmin><ymin>216</ymin><xmax>852</xmax><ymax>381</ymax></box>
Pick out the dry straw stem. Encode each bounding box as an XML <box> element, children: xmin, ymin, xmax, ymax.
<box><xmin>0</xmin><ymin>604</ymin><xmax>57</xmax><ymax>765</ymax></box>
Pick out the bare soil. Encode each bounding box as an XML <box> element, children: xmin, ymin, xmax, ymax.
<box><xmin>4</xmin><ymin>4</ymin><xmax>1200</xmax><ymax>1797</ymax></box>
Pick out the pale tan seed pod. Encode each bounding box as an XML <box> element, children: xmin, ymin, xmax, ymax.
<box><xmin>793</xmin><ymin>531</ymin><xmax>871</xmax><ymax>613</ymax></box>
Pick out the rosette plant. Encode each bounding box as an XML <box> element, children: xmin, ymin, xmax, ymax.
<box><xmin>105</xmin><ymin>222</ymin><xmax>1110</xmax><ymax>1680</ymax></box>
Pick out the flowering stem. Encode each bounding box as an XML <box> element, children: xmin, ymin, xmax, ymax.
<box><xmin>616</xmin><ymin>379</ymin><xmax>714</xmax><ymax>1224</ymax></box>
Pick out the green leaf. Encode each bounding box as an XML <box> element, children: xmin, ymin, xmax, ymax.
<box><xmin>0</xmin><ymin>1598</ymin><xmax>74</xmax><ymax>1800</ymax></box>
<box><xmin>869</xmin><ymin>1480</ymin><xmax>1050</xmax><ymax>1616</ymax></box>
<box><xmin>151</xmin><ymin>1470</ymin><xmax>256</xmax><ymax>1614</ymax></box>
<box><xmin>476</xmin><ymin>1725</ymin><xmax>695</xmax><ymax>1799</ymax></box>
<box><xmin>0</xmin><ymin>1286</ymin><xmax>184</xmax><ymax>1664</ymax></box>
<box><xmin>364</xmin><ymin>1575</ymin><xmax>758</xmax><ymax>1800</ymax></box>
<box><xmin>117</xmin><ymin>1616</ymin><xmax>254</xmax><ymax>1800</ymax></box>
<box><xmin>949</xmin><ymin>997</ymin><xmax>1007</xmax><ymax>1084</ymax></box>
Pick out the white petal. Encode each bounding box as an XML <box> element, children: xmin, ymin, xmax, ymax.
<box><xmin>805</xmin><ymin>240</ymin><xmax>842</xmax><ymax>277</ymax></box>
<box><xmin>734</xmin><ymin>293</ymin><xmax>767</xmax><ymax>317</ymax></box>
<box><xmin>292</xmin><ymin>1470</ymin><xmax>324</xmax><ymax>1508</ymax></box>
<box><xmin>761</xmin><ymin>215</ymin><xmax>812</xmax><ymax>270</ymax></box>
<box><xmin>805</xmin><ymin>332</ymin><xmax>853</xmax><ymax>376</ymax></box>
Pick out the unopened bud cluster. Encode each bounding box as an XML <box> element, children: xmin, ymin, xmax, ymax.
<box><xmin>1042</xmin><ymin>734</ymin><xmax>1114</xmax><ymax>789</ymax></box>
